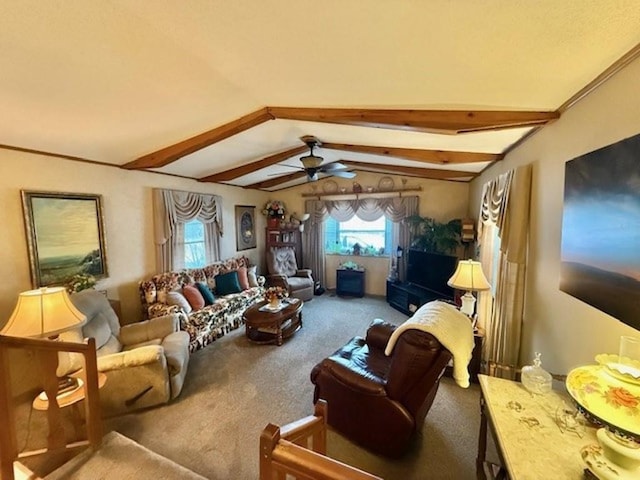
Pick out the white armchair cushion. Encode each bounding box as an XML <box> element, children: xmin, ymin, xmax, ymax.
<box><xmin>119</xmin><ymin>314</ymin><xmax>178</xmax><ymax>346</ymax></box>
<box><xmin>85</xmin><ymin>314</ymin><xmax>121</xmax><ymax>352</ymax></box>
<box><xmin>123</xmin><ymin>339</ymin><xmax>162</xmax><ymax>351</ymax></box>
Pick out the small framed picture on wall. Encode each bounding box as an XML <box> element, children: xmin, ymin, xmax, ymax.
<box><xmin>235</xmin><ymin>205</ymin><xmax>256</xmax><ymax>251</ymax></box>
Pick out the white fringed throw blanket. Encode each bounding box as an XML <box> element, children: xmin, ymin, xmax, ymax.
<box><xmin>384</xmin><ymin>301</ymin><xmax>475</xmax><ymax>388</ymax></box>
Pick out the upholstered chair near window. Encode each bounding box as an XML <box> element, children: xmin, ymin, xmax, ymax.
<box><xmin>266</xmin><ymin>247</ymin><xmax>314</xmax><ymax>301</ymax></box>
<box><xmin>70</xmin><ymin>289</ymin><xmax>190</xmax><ymax>415</ymax></box>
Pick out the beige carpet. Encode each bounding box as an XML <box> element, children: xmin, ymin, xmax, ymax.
<box><xmin>44</xmin><ymin>431</ymin><xmax>206</xmax><ymax>479</ymax></box>
<box><xmin>104</xmin><ymin>294</ymin><xmax>487</xmax><ymax>479</ymax></box>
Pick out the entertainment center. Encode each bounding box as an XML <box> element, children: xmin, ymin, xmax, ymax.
<box><xmin>386</xmin><ymin>249</ymin><xmax>457</xmax><ymax>315</ymax></box>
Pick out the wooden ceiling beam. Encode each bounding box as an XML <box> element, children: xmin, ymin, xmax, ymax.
<box><xmin>268</xmin><ymin>107</ymin><xmax>559</xmax><ymax>134</ymax></box>
<box><xmin>244</xmin><ymin>171</ymin><xmax>308</xmax><ymax>189</ymax></box>
<box><xmin>122</xmin><ymin>107</ymin><xmax>274</xmax><ymax>170</ymax></box>
<box><xmin>199</xmin><ymin>145</ymin><xmax>308</xmax><ymax>182</ymax></box>
<box><xmin>321</xmin><ymin>142</ymin><xmax>499</xmax><ymax>165</ymax></box>
<box><xmin>340</xmin><ymin>160</ymin><xmax>477</xmax><ymax>180</ymax></box>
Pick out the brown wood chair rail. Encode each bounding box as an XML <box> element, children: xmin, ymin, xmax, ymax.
<box><xmin>0</xmin><ymin>335</ymin><xmax>102</xmax><ymax>480</ymax></box>
<box><xmin>259</xmin><ymin>399</ymin><xmax>382</xmax><ymax>480</ymax></box>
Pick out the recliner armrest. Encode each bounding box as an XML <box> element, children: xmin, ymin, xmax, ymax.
<box><xmin>97</xmin><ymin>345</ymin><xmax>167</xmax><ymax>371</ymax></box>
<box><xmin>365</xmin><ymin>319</ymin><xmax>396</xmax><ymax>352</ymax></box>
<box><xmin>161</xmin><ymin>331</ymin><xmax>190</xmax><ymax>376</ymax></box>
<box><xmin>316</xmin><ymin>358</ymin><xmax>387</xmax><ymax>396</ymax></box>
<box><xmin>119</xmin><ymin>314</ymin><xmax>179</xmax><ymax>346</ymax></box>
<box><xmin>294</xmin><ymin>269</ymin><xmax>313</xmax><ymax>278</ymax></box>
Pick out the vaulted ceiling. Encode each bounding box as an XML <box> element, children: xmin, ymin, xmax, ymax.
<box><xmin>2</xmin><ymin>1</ymin><xmax>640</xmax><ymax>191</ymax></box>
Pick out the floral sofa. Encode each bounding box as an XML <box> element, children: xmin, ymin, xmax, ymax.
<box><xmin>139</xmin><ymin>256</ymin><xmax>264</xmax><ymax>353</ymax></box>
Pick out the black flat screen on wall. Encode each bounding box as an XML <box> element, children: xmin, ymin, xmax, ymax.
<box><xmin>406</xmin><ymin>249</ymin><xmax>457</xmax><ymax>299</ymax></box>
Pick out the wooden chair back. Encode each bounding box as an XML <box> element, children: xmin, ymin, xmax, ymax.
<box><xmin>0</xmin><ymin>335</ymin><xmax>102</xmax><ymax>480</ymax></box>
<box><xmin>259</xmin><ymin>400</ymin><xmax>382</xmax><ymax>480</ymax></box>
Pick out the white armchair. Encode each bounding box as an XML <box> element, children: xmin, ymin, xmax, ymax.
<box><xmin>70</xmin><ymin>290</ymin><xmax>190</xmax><ymax>415</ymax></box>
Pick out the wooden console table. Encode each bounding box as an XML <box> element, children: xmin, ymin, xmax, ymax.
<box><xmin>477</xmin><ymin>374</ymin><xmax>598</xmax><ymax>479</ymax></box>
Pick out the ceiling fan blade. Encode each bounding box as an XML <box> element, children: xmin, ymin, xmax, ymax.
<box><xmin>267</xmin><ymin>165</ymin><xmax>304</xmax><ymax>176</ymax></box>
<box><xmin>330</xmin><ymin>170</ymin><xmax>356</xmax><ymax>179</ymax></box>
<box><xmin>320</xmin><ymin>162</ymin><xmax>348</xmax><ymax>172</ymax></box>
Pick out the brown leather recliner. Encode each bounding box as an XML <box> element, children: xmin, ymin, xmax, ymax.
<box><xmin>310</xmin><ymin>319</ymin><xmax>452</xmax><ymax>457</ymax></box>
<box><xmin>266</xmin><ymin>247</ymin><xmax>314</xmax><ymax>301</ymax></box>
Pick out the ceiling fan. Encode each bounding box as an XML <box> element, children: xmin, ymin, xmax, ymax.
<box><xmin>297</xmin><ymin>136</ymin><xmax>356</xmax><ymax>182</ymax></box>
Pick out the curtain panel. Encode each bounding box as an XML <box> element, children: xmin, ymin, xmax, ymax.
<box><xmin>153</xmin><ymin>188</ymin><xmax>223</xmax><ymax>272</ymax></box>
<box><xmin>477</xmin><ymin>164</ymin><xmax>532</xmax><ymax>379</ymax></box>
<box><xmin>303</xmin><ymin>196</ymin><xmax>418</xmax><ymax>287</ymax></box>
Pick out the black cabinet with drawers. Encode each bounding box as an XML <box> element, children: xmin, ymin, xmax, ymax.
<box><xmin>336</xmin><ymin>269</ymin><xmax>365</xmax><ymax>297</ymax></box>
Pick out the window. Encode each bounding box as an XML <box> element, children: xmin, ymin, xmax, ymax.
<box><xmin>184</xmin><ymin>219</ymin><xmax>206</xmax><ymax>268</ymax></box>
<box><xmin>325</xmin><ymin>216</ymin><xmax>392</xmax><ymax>256</ymax></box>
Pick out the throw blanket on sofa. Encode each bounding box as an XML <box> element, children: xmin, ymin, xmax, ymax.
<box><xmin>384</xmin><ymin>301</ymin><xmax>475</xmax><ymax>388</ymax></box>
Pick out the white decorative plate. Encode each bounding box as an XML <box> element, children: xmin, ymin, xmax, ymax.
<box><xmin>323</xmin><ymin>180</ymin><xmax>338</xmax><ymax>193</ymax></box>
<box><xmin>378</xmin><ymin>176</ymin><xmax>394</xmax><ymax>191</ymax></box>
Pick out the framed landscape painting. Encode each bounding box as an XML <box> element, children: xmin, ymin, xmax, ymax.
<box><xmin>235</xmin><ymin>205</ymin><xmax>256</xmax><ymax>251</ymax></box>
<box><xmin>21</xmin><ymin>191</ymin><xmax>108</xmax><ymax>287</ymax></box>
<box><xmin>560</xmin><ymin>133</ymin><xmax>640</xmax><ymax>330</ymax></box>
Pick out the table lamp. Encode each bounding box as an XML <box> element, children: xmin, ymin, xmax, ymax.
<box><xmin>447</xmin><ymin>259</ymin><xmax>490</xmax><ymax>317</ymax></box>
<box><xmin>1</xmin><ymin>287</ymin><xmax>87</xmax><ymax>386</ymax></box>
<box><xmin>566</xmin><ymin>336</ymin><xmax>640</xmax><ymax>479</ymax></box>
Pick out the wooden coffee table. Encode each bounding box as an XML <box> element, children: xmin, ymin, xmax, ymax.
<box><xmin>244</xmin><ymin>299</ymin><xmax>303</xmax><ymax>346</ymax></box>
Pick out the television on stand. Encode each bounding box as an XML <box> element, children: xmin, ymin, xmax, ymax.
<box><xmin>406</xmin><ymin>249</ymin><xmax>458</xmax><ymax>300</ymax></box>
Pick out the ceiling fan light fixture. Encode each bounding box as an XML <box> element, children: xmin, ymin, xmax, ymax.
<box><xmin>300</xmin><ymin>154</ymin><xmax>323</xmax><ymax>169</ymax></box>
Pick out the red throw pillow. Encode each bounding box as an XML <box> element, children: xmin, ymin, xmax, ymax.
<box><xmin>182</xmin><ymin>284</ymin><xmax>205</xmax><ymax>310</ymax></box>
<box><xmin>236</xmin><ymin>266</ymin><xmax>250</xmax><ymax>290</ymax></box>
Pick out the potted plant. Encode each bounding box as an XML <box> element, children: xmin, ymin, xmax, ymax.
<box><xmin>262</xmin><ymin>200</ymin><xmax>286</xmax><ymax>228</ymax></box>
<box><xmin>405</xmin><ymin>215</ymin><xmax>462</xmax><ymax>255</ymax></box>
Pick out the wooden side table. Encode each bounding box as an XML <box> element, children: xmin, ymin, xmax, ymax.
<box><xmin>33</xmin><ymin>372</ymin><xmax>107</xmax><ymax>438</ymax></box>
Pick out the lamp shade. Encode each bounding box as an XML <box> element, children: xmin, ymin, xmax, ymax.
<box><xmin>1</xmin><ymin>287</ymin><xmax>86</xmax><ymax>338</ymax></box>
<box><xmin>447</xmin><ymin>260</ymin><xmax>490</xmax><ymax>291</ymax></box>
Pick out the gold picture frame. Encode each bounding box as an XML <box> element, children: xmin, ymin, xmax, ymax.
<box><xmin>21</xmin><ymin>190</ymin><xmax>109</xmax><ymax>288</ymax></box>
<box><xmin>235</xmin><ymin>205</ymin><xmax>256</xmax><ymax>251</ymax></box>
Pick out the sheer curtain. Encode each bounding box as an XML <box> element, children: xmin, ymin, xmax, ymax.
<box><xmin>153</xmin><ymin>188</ymin><xmax>223</xmax><ymax>271</ymax></box>
<box><xmin>477</xmin><ymin>164</ymin><xmax>532</xmax><ymax>379</ymax></box>
<box><xmin>303</xmin><ymin>196</ymin><xmax>418</xmax><ymax>287</ymax></box>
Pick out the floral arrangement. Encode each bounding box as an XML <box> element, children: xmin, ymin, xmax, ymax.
<box><xmin>262</xmin><ymin>200</ymin><xmax>286</xmax><ymax>218</ymax></box>
<box><xmin>265</xmin><ymin>286</ymin><xmax>288</xmax><ymax>303</ymax></box>
<box><xmin>66</xmin><ymin>273</ymin><xmax>96</xmax><ymax>294</ymax></box>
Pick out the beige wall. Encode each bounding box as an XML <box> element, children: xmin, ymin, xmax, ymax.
<box><xmin>469</xmin><ymin>56</ymin><xmax>640</xmax><ymax>375</ymax></box>
<box><xmin>1</xmin><ymin>154</ymin><xmax>469</xmax><ymax>325</ymax></box>
<box><xmin>275</xmin><ymin>170</ymin><xmax>470</xmax><ymax>295</ymax></box>
<box><xmin>0</xmin><ymin>151</ymin><xmax>270</xmax><ymax>325</ymax></box>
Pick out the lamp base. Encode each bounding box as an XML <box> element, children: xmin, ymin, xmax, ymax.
<box><xmin>459</xmin><ymin>291</ymin><xmax>476</xmax><ymax>317</ymax></box>
<box><xmin>581</xmin><ymin>429</ymin><xmax>640</xmax><ymax>479</ymax></box>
